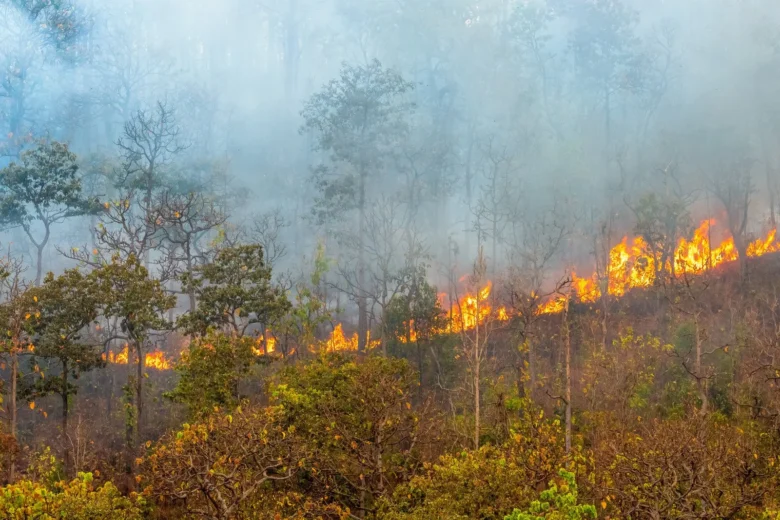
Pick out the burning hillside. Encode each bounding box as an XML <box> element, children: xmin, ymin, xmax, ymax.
<box><xmin>539</xmin><ymin>219</ymin><xmax>780</xmax><ymax>314</ymax></box>
<box><xmin>101</xmin><ymin>218</ymin><xmax>780</xmax><ymax>371</ymax></box>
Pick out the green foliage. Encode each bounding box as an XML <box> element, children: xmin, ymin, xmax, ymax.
<box><xmin>384</xmin><ymin>268</ymin><xmax>447</xmax><ymax>347</ymax></box>
<box><xmin>383</xmin><ymin>407</ymin><xmax>572</xmax><ymax>520</ymax></box>
<box><xmin>178</xmin><ymin>244</ymin><xmax>290</xmax><ymax>336</ymax></box>
<box><xmin>504</xmin><ymin>469</ymin><xmax>596</xmax><ymax>520</ymax></box>
<box><xmin>0</xmin><ymin>140</ymin><xmax>97</xmax><ymax>229</ymax></box>
<box><xmin>165</xmin><ymin>332</ymin><xmax>258</xmax><ymax>418</ymax></box>
<box><xmin>0</xmin><ymin>472</ymin><xmax>146</xmax><ymax>519</ymax></box>
<box><xmin>25</xmin><ymin>269</ymin><xmax>104</xmax><ymax>415</ymax></box>
<box><xmin>143</xmin><ymin>406</ymin><xmax>301</xmax><ymax>519</ymax></box>
<box><xmin>0</xmin><ymin>140</ymin><xmax>99</xmax><ymax>281</ymax></box>
<box><xmin>272</xmin><ymin>354</ymin><xmax>433</xmax><ymax>515</ymax></box>
<box><xmin>300</xmin><ymin>59</ymin><xmax>414</xmax><ymax>224</ymax></box>
<box><xmin>274</xmin><ymin>241</ymin><xmax>333</xmax><ymax>354</ymax></box>
<box><xmin>91</xmin><ymin>254</ymin><xmax>175</xmax><ymax>345</ymax></box>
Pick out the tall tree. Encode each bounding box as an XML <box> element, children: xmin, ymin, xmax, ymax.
<box><xmin>0</xmin><ymin>253</ymin><xmax>32</xmax><ymax>482</ymax></box>
<box><xmin>564</xmin><ymin>0</ymin><xmax>644</xmax><ymax>148</ymax></box>
<box><xmin>26</xmin><ymin>268</ymin><xmax>103</xmax><ymax>476</ymax></box>
<box><xmin>301</xmin><ymin>59</ymin><xmax>414</xmax><ymax>352</ymax></box>
<box><xmin>178</xmin><ymin>244</ymin><xmax>290</xmax><ymax>337</ymax></box>
<box><xmin>90</xmin><ymin>254</ymin><xmax>175</xmax><ymax>482</ymax></box>
<box><xmin>0</xmin><ymin>140</ymin><xmax>98</xmax><ymax>284</ymax></box>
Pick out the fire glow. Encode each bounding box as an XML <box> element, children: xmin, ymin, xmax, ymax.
<box><xmin>538</xmin><ymin>219</ymin><xmax>780</xmax><ymax>314</ymax></box>
<box><xmin>102</xmin><ymin>345</ymin><xmax>172</xmax><ymax>371</ymax></box>
<box><xmin>102</xmin><ymin>219</ymin><xmax>780</xmax><ymax>370</ymax></box>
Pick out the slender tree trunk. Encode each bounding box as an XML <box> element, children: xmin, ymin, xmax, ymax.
<box><xmin>135</xmin><ymin>341</ymin><xmax>144</xmax><ymax>448</ymax></box>
<box><xmin>61</xmin><ymin>361</ymin><xmax>72</xmax><ymax>477</ymax></box>
<box><xmin>9</xmin><ymin>348</ymin><xmax>18</xmax><ymax>482</ymax></box>
<box><xmin>563</xmin><ymin>295</ymin><xmax>572</xmax><ymax>454</ymax></box>
<box><xmin>695</xmin><ymin>315</ymin><xmax>708</xmax><ymax>415</ymax></box>
<box><xmin>474</xmin><ymin>295</ymin><xmax>481</xmax><ymax>450</ymax></box>
<box><xmin>357</xmin><ymin>171</ymin><xmax>368</xmax><ymax>353</ymax></box>
<box><xmin>35</xmin><ymin>244</ymin><xmax>44</xmax><ymax>286</ymax></box>
<box><xmin>186</xmin><ymin>248</ymin><xmax>196</xmax><ymax>312</ymax></box>
<box><xmin>734</xmin><ymin>233</ymin><xmax>749</xmax><ymax>282</ymax></box>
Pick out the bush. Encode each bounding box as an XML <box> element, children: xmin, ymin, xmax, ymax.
<box><xmin>505</xmin><ymin>469</ymin><xmax>596</xmax><ymax>520</ymax></box>
<box><xmin>0</xmin><ymin>472</ymin><xmax>146</xmax><ymax>519</ymax></box>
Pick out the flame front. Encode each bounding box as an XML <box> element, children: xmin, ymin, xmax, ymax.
<box><xmin>100</xmin><ymin>219</ymin><xmax>780</xmax><ymax>370</ymax></box>
<box><xmin>537</xmin><ymin>219</ymin><xmax>780</xmax><ymax>313</ymax></box>
<box><xmin>103</xmin><ymin>345</ymin><xmax>171</xmax><ymax>370</ymax></box>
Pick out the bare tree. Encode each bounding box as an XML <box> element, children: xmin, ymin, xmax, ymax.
<box><xmin>249</xmin><ymin>208</ymin><xmax>289</xmax><ymax>270</ymax></box>
<box><xmin>62</xmin><ymin>102</ymin><xmax>187</xmax><ymax>273</ymax></box>
<box><xmin>710</xmin><ymin>156</ymin><xmax>754</xmax><ymax>281</ymax></box>
<box><xmin>504</xmin><ymin>193</ymin><xmax>572</xmax><ymax>399</ymax></box>
<box><xmin>472</xmin><ymin>135</ymin><xmax>518</xmax><ymax>277</ymax></box>
<box><xmin>153</xmin><ymin>189</ymin><xmax>228</xmax><ymax>311</ymax></box>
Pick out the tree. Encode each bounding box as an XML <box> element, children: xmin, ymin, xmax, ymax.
<box><xmin>384</xmin><ymin>266</ymin><xmax>448</xmax><ymax>391</ymax></box>
<box><xmin>630</xmin><ymin>187</ymin><xmax>692</xmax><ymax>282</ymax></box>
<box><xmin>143</xmin><ymin>406</ymin><xmax>301</xmax><ymax>520</ymax></box>
<box><xmin>90</xmin><ymin>254</ymin><xmax>175</xmax><ymax>479</ymax></box>
<box><xmin>301</xmin><ymin>59</ymin><xmax>414</xmax><ymax>352</ymax></box>
<box><xmin>0</xmin><ymin>1</ymin><xmax>90</xmax><ymax>153</ymax></box>
<box><xmin>383</xmin><ymin>407</ymin><xmax>571</xmax><ymax>520</ymax></box>
<box><xmin>178</xmin><ymin>244</ymin><xmax>290</xmax><ymax>337</ymax></box>
<box><xmin>0</xmin><ymin>141</ymin><xmax>98</xmax><ymax>284</ymax></box>
<box><xmin>152</xmin><ymin>188</ymin><xmax>228</xmax><ymax>310</ymax></box>
<box><xmin>6</xmin><ymin>0</ymin><xmax>90</xmax><ymax>54</ymax></box>
<box><xmin>164</xmin><ymin>332</ymin><xmax>258</xmax><ymax>419</ymax></box>
<box><xmin>274</xmin><ymin>241</ymin><xmax>333</xmax><ymax>357</ymax></box>
<box><xmin>563</xmin><ymin>0</ymin><xmax>644</xmax><ymax>147</ymax></box>
<box><xmin>472</xmin><ymin>135</ymin><xmax>518</xmax><ymax>276</ymax></box>
<box><xmin>0</xmin><ymin>253</ymin><xmax>34</xmax><ymax>482</ymax></box>
<box><xmin>504</xmin><ymin>469</ymin><xmax>596</xmax><ymax>520</ymax></box>
<box><xmin>26</xmin><ymin>269</ymin><xmax>103</xmax><ymax>476</ymax></box>
<box><xmin>710</xmin><ymin>155</ymin><xmax>754</xmax><ymax>281</ymax></box>
<box><xmin>272</xmin><ymin>354</ymin><xmax>437</xmax><ymax>517</ymax></box>
<box><xmin>66</xmin><ymin>103</ymin><xmax>187</xmax><ymax>271</ymax></box>
<box><xmin>0</xmin><ymin>472</ymin><xmax>146</xmax><ymax>519</ymax></box>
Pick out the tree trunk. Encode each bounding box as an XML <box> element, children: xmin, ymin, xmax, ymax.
<box><xmin>357</xmin><ymin>171</ymin><xmax>368</xmax><ymax>353</ymax></box>
<box><xmin>35</xmin><ymin>243</ymin><xmax>44</xmax><ymax>286</ymax></box>
<box><xmin>563</xmin><ymin>295</ymin><xmax>572</xmax><ymax>454</ymax></box>
<box><xmin>186</xmin><ymin>244</ymin><xmax>196</xmax><ymax>312</ymax></box>
<box><xmin>695</xmin><ymin>315</ymin><xmax>708</xmax><ymax>415</ymax></box>
<box><xmin>9</xmin><ymin>349</ymin><xmax>18</xmax><ymax>482</ymax></box>
<box><xmin>734</xmin><ymin>233</ymin><xmax>749</xmax><ymax>282</ymax></box>
<box><xmin>62</xmin><ymin>360</ymin><xmax>72</xmax><ymax>477</ymax></box>
<box><xmin>135</xmin><ymin>342</ymin><xmax>144</xmax><ymax>447</ymax></box>
<box><xmin>474</xmin><ymin>296</ymin><xmax>481</xmax><ymax>450</ymax></box>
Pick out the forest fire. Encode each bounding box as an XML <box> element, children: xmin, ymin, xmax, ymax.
<box><xmin>538</xmin><ymin>219</ymin><xmax>780</xmax><ymax>314</ymax></box>
<box><xmin>318</xmin><ymin>323</ymin><xmax>380</xmax><ymax>352</ymax></box>
<box><xmin>98</xmin><ymin>219</ymin><xmax>780</xmax><ymax>370</ymax></box>
<box><xmin>102</xmin><ymin>346</ymin><xmax>172</xmax><ymax>370</ymax></box>
<box><xmin>438</xmin><ymin>281</ymin><xmax>509</xmax><ymax>334</ymax></box>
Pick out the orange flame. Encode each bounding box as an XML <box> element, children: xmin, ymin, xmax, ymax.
<box><xmin>103</xmin><ymin>345</ymin><xmax>171</xmax><ymax>370</ymax></box>
<box><xmin>252</xmin><ymin>334</ymin><xmax>277</xmax><ymax>356</ymax></box>
<box><xmin>537</xmin><ymin>219</ymin><xmax>780</xmax><ymax>312</ymax></box>
<box><xmin>317</xmin><ymin>323</ymin><xmax>380</xmax><ymax>352</ymax></box>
